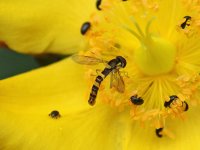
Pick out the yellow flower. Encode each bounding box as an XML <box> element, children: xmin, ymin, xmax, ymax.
<box><xmin>1</xmin><ymin>0</ymin><xmax>200</xmax><ymax>149</ymax></box>
<box><xmin>0</xmin><ymin>0</ymin><xmax>95</xmax><ymax>54</ymax></box>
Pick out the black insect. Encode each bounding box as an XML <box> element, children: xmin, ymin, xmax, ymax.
<box><xmin>156</xmin><ymin>128</ymin><xmax>163</xmax><ymax>138</ymax></box>
<box><xmin>81</xmin><ymin>22</ymin><xmax>91</xmax><ymax>35</ymax></box>
<box><xmin>72</xmin><ymin>55</ymin><xmax>127</xmax><ymax>106</ymax></box>
<box><xmin>181</xmin><ymin>16</ymin><xmax>191</xmax><ymax>29</ymax></box>
<box><xmin>164</xmin><ymin>95</ymin><xmax>178</xmax><ymax>108</ymax></box>
<box><xmin>164</xmin><ymin>95</ymin><xmax>189</xmax><ymax>111</ymax></box>
<box><xmin>182</xmin><ymin>101</ymin><xmax>189</xmax><ymax>111</ymax></box>
<box><xmin>96</xmin><ymin>0</ymin><xmax>102</xmax><ymax>10</ymax></box>
<box><xmin>130</xmin><ymin>95</ymin><xmax>144</xmax><ymax>105</ymax></box>
<box><xmin>130</xmin><ymin>82</ymin><xmax>153</xmax><ymax>106</ymax></box>
<box><xmin>49</xmin><ymin>110</ymin><xmax>61</xmax><ymax>119</ymax></box>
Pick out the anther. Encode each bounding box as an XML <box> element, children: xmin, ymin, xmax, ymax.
<box><xmin>96</xmin><ymin>0</ymin><xmax>102</xmax><ymax>10</ymax></box>
<box><xmin>155</xmin><ymin>128</ymin><xmax>163</xmax><ymax>138</ymax></box>
<box><xmin>49</xmin><ymin>110</ymin><xmax>61</xmax><ymax>119</ymax></box>
<box><xmin>81</xmin><ymin>22</ymin><xmax>91</xmax><ymax>35</ymax></box>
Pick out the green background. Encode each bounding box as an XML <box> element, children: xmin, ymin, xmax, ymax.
<box><xmin>0</xmin><ymin>48</ymin><xmax>39</xmax><ymax>79</ymax></box>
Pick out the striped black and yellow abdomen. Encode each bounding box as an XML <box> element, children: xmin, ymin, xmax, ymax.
<box><xmin>88</xmin><ymin>67</ymin><xmax>113</xmax><ymax>105</ymax></box>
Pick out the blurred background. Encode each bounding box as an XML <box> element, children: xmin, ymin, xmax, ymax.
<box><xmin>0</xmin><ymin>48</ymin><xmax>65</xmax><ymax>79</ymax></box>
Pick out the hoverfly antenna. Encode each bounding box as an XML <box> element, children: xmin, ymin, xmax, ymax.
<box><xmin>116</xmin><ymin>56</ymin><xmax>127</xmax><ymax>68</ymax></box>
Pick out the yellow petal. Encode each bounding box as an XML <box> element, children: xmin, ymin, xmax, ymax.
<box><xmin>0</xmin><ymin>58</ymin><xmax>90</xmax><ymax>112</ymax></box>
<box><xmin>0</xmin><ymin>57</ymin><xmax>200</xmax><ymax>150</ymax></box>
<box><xmin>0</xmin><ymin>58</ymin><xmax>130</xmax><ymax>150</ymax></box>
<box><xmin>0</xmin><ymin>0</ymin><xmax>95</xmax><ymax>54</ymax></box>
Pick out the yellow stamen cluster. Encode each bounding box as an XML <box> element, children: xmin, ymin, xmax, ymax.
<box><xmin>80</xmin><ymin>0</ymin><xmax>200</xmax><ymax>137</ymax></box>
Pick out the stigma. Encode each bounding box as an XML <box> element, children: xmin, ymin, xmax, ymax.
<box><xmin>76</xmin><ymin>0</ymin><xmax>200</xmax><ymax>138</ymax></box>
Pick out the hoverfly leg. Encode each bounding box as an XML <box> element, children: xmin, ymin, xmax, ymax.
<box><xmin>96</xmin><ymin>69</ymin><xmax>102</xmax><ymax>75</ymax></box>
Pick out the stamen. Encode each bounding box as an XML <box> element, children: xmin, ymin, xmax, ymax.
<box><xmin>122</xmin><ymin>25</ymin><xmax>143</xmax><ymax>42</ymax></box>
<box><xmin>130</xmin><ymin>17</ymin><xmax>146</xmax><ymax>38</ymax></box>
<box><xmin>123</xmin><ymin>17</ymin><xmax>156</xmax><ymax>45</ymax></box>
<box><xmin>80</xmin><ymin>0</ymin><xmax>197</xmax><ymax>138</ymax></box>
<box><xmin>145</xmin><ymin>17</ymin><xmax>156</xmax><ymax>39</ymax></box>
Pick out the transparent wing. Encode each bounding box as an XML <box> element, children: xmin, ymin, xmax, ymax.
<box><xmin>110</xmin><ymin>69</ymin><xmax>125</xmax><ymax>93</ymax></box>
<box><xmin>72</xmin><ymin>55</ymin><xmax>107</xmax><ymax>65</ymax></box>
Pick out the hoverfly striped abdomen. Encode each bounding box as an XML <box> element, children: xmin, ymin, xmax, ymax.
<box><xmin>89</xmin><ymin>93</ymin><xmax>96</xmax><ymax>106</ymax></box>
<box><xmin>101</xmin><ymin>68</ymin><xmax>113</xmax><ymax>77</ymax></box>
<box><xmin>95</xmin><ymin>75</ymin><xmax>103</xmax><ymax>83</ymax></box>
<box><xmin>92</xmin><ymin>85</ymin><xmax>99</xmax><ymax>93</ymax></box>
<box><xmin>72</xmin><ymin>55</ymin><xmax>127</xmax><ymax>106</ymax></box>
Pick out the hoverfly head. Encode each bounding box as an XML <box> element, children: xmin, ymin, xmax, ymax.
<box><xmin>116</xmin><ymin>56</ymin><xmax>127</xmax><ymax>68</ymax></box>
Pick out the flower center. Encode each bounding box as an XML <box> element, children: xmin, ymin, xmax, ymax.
<box><xmin>77</xmin><ymin>0</ymin><xmax>200</xmax><ymax>138</ymax></box>
<box><xmin>125</xmin><ymin>18</ymin><xmax>177</xmax><ymax>76</ymax></box>
<box><xmin>134</xmin><ymin>36</ymin><xmax>176</xmax><ymax>75</ymax></box>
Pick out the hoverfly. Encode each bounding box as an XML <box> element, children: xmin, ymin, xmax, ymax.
<box><xmin>72</xmin><ymin>55</ymin><xmax>127</xmax><ymax>106</ymax></box>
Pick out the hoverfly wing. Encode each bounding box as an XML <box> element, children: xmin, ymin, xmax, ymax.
<box><xmin>72</xmin><ymin>55</ymin><xmax>106</xmax><ymax>65</ymax></box>
<box><xmin>110</xmin><ymin>71</ymin><xmax>114</xmax><ymax>89</ymax></box>
<box><xmin>110</xmin><ymin>69</ymin><xmax>125</xmax><ymax>93</ymax></box>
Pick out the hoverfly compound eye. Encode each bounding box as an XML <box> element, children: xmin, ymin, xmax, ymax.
<box><xmin>72</xmin><ymin>55</ymin><xmax>126</xmax><ymax>106</ymax></box>
<box><xmin>116</xmin><ymin>56</ymin><xmax>127</xmax><ymax>68</ymax></box>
